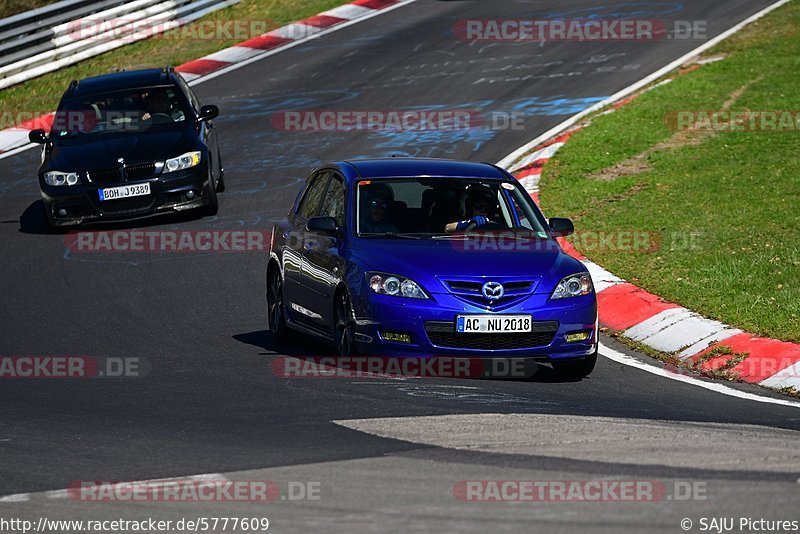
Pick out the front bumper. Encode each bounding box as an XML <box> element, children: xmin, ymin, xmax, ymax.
<box><xmin>40</xmin><ymin>167</ymin><xmax>211</xmax><ymax>226</ymax></box>
<box><xmin>353</xmin><ymin>290</ymin><xmax>598</xmax><ymax>360</ymax></box>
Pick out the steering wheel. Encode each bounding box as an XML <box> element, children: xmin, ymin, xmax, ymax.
<box><xmin>463</xmin><ymin>219</ymin><xmax>502</xmax><ymax>232</ymax></box>
<box><xmin>148</xmin><ymin>112</ymin><xmax>172</xmax><ymax>123</ymax></box>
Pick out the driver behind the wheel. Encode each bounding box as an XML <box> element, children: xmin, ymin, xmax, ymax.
<box><xmin>141</xmin><ymin>90</ymin><xmax>183</xmax><ymax>123</ymax></box>
<box><xmin>444</xmin><ymin>186</ymin><xmax>497</xmax><ymax>232</ymax></box>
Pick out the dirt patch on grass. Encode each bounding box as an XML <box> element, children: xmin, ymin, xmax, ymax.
<box><xmin>571</xmin><ymin>181</ymin><xmax>647</xmax><ymax>221</ymax></box>
<box><xmin>588</xmin><ymin>77</ymin><xmax>761</xmax><ymax>182</ymax></box>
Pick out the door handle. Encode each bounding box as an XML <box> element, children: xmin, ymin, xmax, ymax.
<box><xmin>304</xmin><ymin>241</ymin><xmax>315</xmax><ymax>251</ymax></box>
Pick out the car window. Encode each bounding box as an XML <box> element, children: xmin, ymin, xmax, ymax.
<box><xmin>176</xmin><ymin>75</ymin><xmax>200</xmax><ymax>115</ymax></box>
<box><xmin>320</xmin><ymin>175</ymin><xmax>345</xmax><ymax>227</ymax></box>
<box><xmin>297</xmin><ymin>171</ymin><xmax>331</xmax><ymax>220</ymax></box>
<box><xmin>356</xmin><ymin>178</ymin><xmax>550</xmax><ymax>237</ymax></box>
<box><xmin>53</xmin><ymin>87</ymin><xmax>191</xmax><ymax>138</ymax></box>
<box><xmin>507</xmin><ymin>191</ymin><xmax>533</xmax><ymax>230</ymax></box>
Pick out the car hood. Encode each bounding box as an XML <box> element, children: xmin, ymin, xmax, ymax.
<box><xmin>350</xmin><ymin>236</ymin><xmax>585</xmax><ymax>295</ymax></box>
<box><xmin>46</xmin><ymin>126</ymin><xmax>199</xmax><ymax>171</ymax></box>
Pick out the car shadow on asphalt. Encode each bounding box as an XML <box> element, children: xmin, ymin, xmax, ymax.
<box><xmin>18</xmin><ymin>199</ymin><xmax>206</xmax><ymax>235</ymax></box>
<box><xmin>234</xmin><ymin>329</ymin><xmax>337</xmax><ymax>357</ymax></box>
<box><xmin>233</xmin><ymin>329</ymin><xmax>584</xmax><ymax>384</ymax></box>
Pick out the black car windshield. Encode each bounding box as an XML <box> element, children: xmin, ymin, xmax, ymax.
<box><xmin>52</xmin><ymin>86</ymin><xmax>192</xmax><ymax>138</ymax></box>
<box><xmin>356</xmin><ymin>178</ymin><xmax>550</xmax><ymax>237</ymax></box>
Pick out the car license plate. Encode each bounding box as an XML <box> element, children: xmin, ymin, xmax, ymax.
<box><xmin>98</xmin><ymin>182</ymin><xmax>151</xmax><ymax>201</ymax></box>
<box><xmin>456</xmin><ymin>315</ymin><xmax>532</xmax><ymax>333</ymax></box>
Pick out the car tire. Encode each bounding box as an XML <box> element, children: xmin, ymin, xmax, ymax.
<box><xmin>267</xmin><ymin>268</ymin><xmax>288</xmax><ymax>341</ymax></box>
<box><xmin>215</xmin><ymin>151</ymin><xmax>225</xmax><ymax>193</ymax></box>
<box><xmin>334</xmin><ymin>289</ymin><xmax>357</xmax><ymax>357</ymax></box>
<box><xmin>552</xmin><ymin>348</ymin><xmax>597</xmax><ymax>379</ymax></box>
<box><xmin>202</xmin><ymin>168</ymin><xmax>219</xmax><ymax>216</ymax></box>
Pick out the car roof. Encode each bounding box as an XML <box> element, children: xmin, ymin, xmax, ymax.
<box><xmin>340</xmin><ymin>158</ymin><xmax>510</xmax><ymax>181</ymax></box>
<box><xmin>65</xmin><ymin>68</ymin><xmax>177</xmax><ymax>99</ymax></box>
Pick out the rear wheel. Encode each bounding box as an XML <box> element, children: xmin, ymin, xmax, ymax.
<box><xmin>267</xmin><ymin>268</ymin><xmax>288</xmax><ymax>341</ymax></box>
<box><xmin>552</xmin><ymin>348</ymin><xmax>597</xmax><ymax>379</ymax></box>
<box><xmin>334</xmin><ymin>290</ymin><xmax>356</xmax><ymax>357</ymax></box>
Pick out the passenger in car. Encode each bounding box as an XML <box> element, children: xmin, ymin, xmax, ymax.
<box><xmin>360</xmin><ymin>185</ymin><xmax>399</xmax><ymax>233</ymax></box>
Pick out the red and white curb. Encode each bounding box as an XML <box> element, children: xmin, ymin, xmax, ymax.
<box><xmin>0</xmin><ymin>0</ymin><xmax>413</xmax><ymax>158</ymax></box>
<box><xmin>506</xmin><ymin>96</ymin><xmax>800</xmax><ymax>393</ymax></box>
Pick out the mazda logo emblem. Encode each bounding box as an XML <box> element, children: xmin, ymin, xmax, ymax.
<box><xmin>482</xmin><ymin>281</ymin><xmax>504</xmax><ymax>301</ymax></box>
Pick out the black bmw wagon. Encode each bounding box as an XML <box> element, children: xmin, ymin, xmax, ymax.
<box><xmin>29</xmin><ymin>67</ymin><xmax>224</xmax><ymax>229</ymax></box>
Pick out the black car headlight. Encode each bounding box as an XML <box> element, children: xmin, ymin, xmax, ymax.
<box><xmin>551</xmin><ymin>272</ymin><xmax>593</xmax><ymax>299</ymax></box>
<box><xmin>163</xmin><ymin>151</ymin><xmax>201</xmax><ymax>173</ymax></box>
<box><xmin>43</xmin><ymin>171</ymin><xmax>80</xmax><ymax>186</ymax></box>
<box><xmin>367</xmin><ymin>272</ymin><xmax>428</xmax><ymax>299</ymax></box>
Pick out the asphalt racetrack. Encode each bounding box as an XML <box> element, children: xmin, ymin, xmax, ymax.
<box><xmin>1</xmin><ymin>1</ymin><xmax>798</xmax><ymax>532</ymax></box>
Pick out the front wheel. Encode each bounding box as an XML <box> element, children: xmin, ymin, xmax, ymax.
<box><xmin>215</xmin><ymin>149</ymin><xmax>225</xmax><ymax>192</ymax></box>
<box><xmin>267</xmin><ymin>268</ymin><xmax>288</xmax><ymax>341</ymax></box>
<box><xmin>552</xmin><ymin>348</ymin><xmax>597</xmax><ymax>379</ymax></box>
<box><xmin>333</xmin><ymin>290</ymin><xmax>356</xmax><ymax>357</ymax></box>
<box><xmin>200</xmin><ymin>160</ymin><xmax>219</xmax><ymax>216</ymax></box>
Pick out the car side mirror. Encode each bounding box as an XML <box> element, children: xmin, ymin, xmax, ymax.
<box><xmin>549</xmin><ymin>217</ymin><xmax>574</xmax><ymax>237</ymax></box>
<box><xmin>198</xmin><ymin>105</ymin><xmax>219</xmax><ymax>121</ymax></box>
<box><xmin>307</xmin><ymin>216</ymin><xmax>338</xmax><ymax>236</ymax></box>
<box><xmin>29</xmin><ymin>129</ymin><xmax>49</xmax><ymax>144</ymax></box>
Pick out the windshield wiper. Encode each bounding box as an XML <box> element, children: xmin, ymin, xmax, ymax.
<box><xmin>432</xmin><ymin>230</ymin><xmax>546</xmax><ymax>240</ymax></box>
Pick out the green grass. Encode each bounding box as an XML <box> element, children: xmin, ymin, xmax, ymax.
<box><xmin>0</xmin><ymin>0</ymin><xmax>59</xmax><ymax>19</ymax></box>
<box><xmin>540</xmin><ymin>1</ymin><xmax>800</xmax><ymax>343</ymax></box>
<box><xmin>0</xmin><ymin>0</ymin><xmax>347</xmax><ymax>125</ymax></box>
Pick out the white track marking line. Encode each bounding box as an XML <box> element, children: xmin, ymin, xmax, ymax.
<box><xmin>322</xmin><ymin>4</ymin><xmax>374</xmax><ymax>20</ymax></box>
<box><xmin>187</xmin><ymin>0</ymin><xmax>418</xmax><ymax>86</ymax></box>
<box><xmin>600</xmin><ymin>343</ymin><xmax>800</xmax><ymax>408</ymax></box>
<box><xmin>0</xmin><ymin>473</ymin><xmax>228</xmax><ymax>503</ymax></box>
<box><xmin>0</xmin><ymin>0</ymin><xmax>418</xmax><ymax>161</ymax></box>
<box><xmin>497</xmin><ymin>0</ymin><xmax>793</xmax><ymax>170</ymax></box>
<box><xmin>761</xmin><ymin>362</ymin><xmax>800</xmax><ymax>391</ymax></box>
<box><xmin>0</xmin><ymin>493</ymin><xmax>29</xmax><ymax>502</ymax></box>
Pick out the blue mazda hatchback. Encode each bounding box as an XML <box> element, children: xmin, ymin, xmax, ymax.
<box><xmin>267</xmin><ymin>159</ymin><xmax>598</xmax><ymax>378</ymax></box>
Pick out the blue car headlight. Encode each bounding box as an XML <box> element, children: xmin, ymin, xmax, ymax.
<box><xmin>367</xmin><ymin>272</ymin><xmax>428</xmax><ymax>299</ymax></box>
<box><xmin>551</xmin><ymin>272</ymin><xmax>593</xmax><ymax>299</ymax></box>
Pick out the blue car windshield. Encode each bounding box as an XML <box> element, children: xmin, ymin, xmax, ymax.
<box><xmin>51</xmin><ymin>87</ymin><xmax>192</xmax><ymax>139</ymax></box>
<box><xmin>357</xmin><ymin>178</ymin><xmax>550</xmax><ymax>237</ymax></box>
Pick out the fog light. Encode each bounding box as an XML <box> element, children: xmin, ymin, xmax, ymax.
<box><xmin>381</xmin><ymin>331</ymin><xmax>412</xmax><ymax>343</ymax></box>
<box><xmin>186</xmin><ymin>190</ymin><xmax>195</xmax><ymax>200</ymax></box>
<box><xmin>565</xmin><ymin>331</ymin><xmax>591</xmax><ymax>343</ymax></box>
<box><xmin>57</xmin><ymin>208</ymin><xmax>67</xmax><ymax>217</ymax></box>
